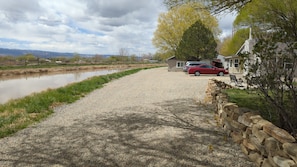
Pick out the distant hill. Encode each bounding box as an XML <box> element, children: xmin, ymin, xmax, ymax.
<box><xmin>0</xmin><ymin>48</ymin><xmax>104</xmax><ymax>58</ymax></box>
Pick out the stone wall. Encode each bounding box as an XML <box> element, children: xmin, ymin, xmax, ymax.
<box><xmin>205</xmin><ymin>79</ymin><xmax>297</xmax><ymax>167</ymax></box>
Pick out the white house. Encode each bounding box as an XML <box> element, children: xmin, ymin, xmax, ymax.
<box><xmin>225</xmin><ymin>28</ymin><xmax>297</xmax><ymax>78</ymax></box>
<box><xmin>225</xmin><ymin>28</ymin><xmax>256</xmax><ymax>75</ymax></box>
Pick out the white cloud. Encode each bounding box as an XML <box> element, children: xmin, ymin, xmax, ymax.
<box><xmin>0</xmin><ymin>1</ymin><xmax>234</xmax><ymax>55</ymax></box>
<box><xmin>216</xmin><ymin>11</ymin><xmax>237</xmax><ymax>39</ymax></box>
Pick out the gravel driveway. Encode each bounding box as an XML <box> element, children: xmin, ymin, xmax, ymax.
<box><xmin>0</xmin><ymin>67</ymin><xmax>255</xmax><ymax>167</ymax></box>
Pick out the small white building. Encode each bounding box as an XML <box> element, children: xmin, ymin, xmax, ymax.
<box><xmin>166</xmin><ymin>56</ymin><xmax>185</xmax><ymax>72</ymax></box>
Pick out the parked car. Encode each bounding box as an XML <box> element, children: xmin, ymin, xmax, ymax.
<box><xmin>188</xmin><ymin>64</ymin><xmax>229</xmax><ymax>76</ymax></box>
<box><xmin>183</xmin><ymin>61</ymin><xmax>206</xmax><ymax>72</ymax></box>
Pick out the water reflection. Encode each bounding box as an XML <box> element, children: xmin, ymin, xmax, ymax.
<box><xmin>0</xmin><ymin>70</ymin><xmax>118</xmax><ymax>104</ymax></box>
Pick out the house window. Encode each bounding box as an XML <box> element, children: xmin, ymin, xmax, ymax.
<box><xmin>230</xmin><ymin>60</ymin><xmax>233</xmax><ymax>67</ymax></box>
<box><xmin>234</xmin><ymin>59</ymin><xmax>239</xmax><ymax>67</ymax></box>
<box><xmin>176</xmin><ymin>61</ymin><xmax>184</xmax><ymax>68</ymax></box>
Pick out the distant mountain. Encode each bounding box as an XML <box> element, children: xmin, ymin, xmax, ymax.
<box><xmin>0</xmin><ymin>48</ymin><xmax>100</xmax><ymax>58</ymax></box>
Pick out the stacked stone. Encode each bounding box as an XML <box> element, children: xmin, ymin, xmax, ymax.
<box><xmin>204</xmin><ymin>79</ymin><xmax>231</xmax><ymax>104</ymax></box>
<box><xmin>208</xmin><ymin>79</ymin><xmax>297</xmax><ymax>167</ymax></box>
<box><xmin>204</xmin><ymin>79</ymin><xmax>218</xmax><ymax>104</ymax></box>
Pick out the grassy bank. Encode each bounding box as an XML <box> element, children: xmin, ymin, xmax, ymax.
<box><xmin>0</xmin><ymin>67</ymin><xmax>153</xmax><ymax>138</ymax></box>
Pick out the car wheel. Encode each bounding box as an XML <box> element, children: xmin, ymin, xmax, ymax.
<box><xmin>218</xmin><ymin>72</ymin><xmax>224</xmax><ymax>76</ymax></box>
<box><xmin>195</xmin><ymin>71</ymin><xmax>200</xmax><ymax>76</ymax></box>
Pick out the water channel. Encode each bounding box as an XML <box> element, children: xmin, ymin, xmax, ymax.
<box><xmin>0</xmin><ymin>69</ymin><xmax>118</xmax><ymax>104</ymax></box>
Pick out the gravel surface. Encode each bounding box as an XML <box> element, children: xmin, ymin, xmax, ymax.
<box><xmin>0</xmin><ymin>67</ymin><xmax>255</xmax><ymax>167</ymax></box>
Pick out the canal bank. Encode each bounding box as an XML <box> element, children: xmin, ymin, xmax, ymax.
<box><xmin>0</xmin><ymin>68</ymin><xmax>149</xmax><ymax>139</ymax></box>
<box><xmin>0</xmin><ymin>69</ymin><xmax>118</xmax><ymax>104</ymax></box>
<box><xmin>0</xmin><ymin>64</ymin><xmax>163</xmax><ymax>104</ymax></box>
<box><xmin>0</xmin><ymin>64</ymin><xmax>160</xmax><ymax>78</ymax></box>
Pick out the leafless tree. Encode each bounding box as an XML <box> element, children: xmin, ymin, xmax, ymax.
<box><xmin>119</xmin><ymin>48</ymin><xmax>129</xmax><ymax>57</ymax></box>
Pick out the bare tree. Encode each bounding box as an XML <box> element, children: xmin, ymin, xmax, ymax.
<box><xmin>163</xmin><ymin>0</ymin><xmax>253</xmax><ymax>13</ymax></box>
<box><xmin>208</xmin><ymin>0</ymin><xmax>252</xmax><ymax>13</ymax></box>
<box><xmin>119</xmin><ymin>48</ymin><xmax>129</xmax><ymax>57</ymax></box>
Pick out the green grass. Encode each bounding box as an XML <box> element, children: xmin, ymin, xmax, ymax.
<box><xmin>223</xmin><ymin>88</ymin><xmax>280</xmax><ymax>125</ymax></box>
<box><xmin>0</xmin><ymin>67</ymin><xmax>154</xmax><ymax>138</ymax></box>
<box><xmin>223</xmin><ymin>89</ymin><xmax>264</xmax><ymax>111</ymax></box>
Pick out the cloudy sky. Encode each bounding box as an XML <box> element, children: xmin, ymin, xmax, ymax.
<box><xmin>0</xmin><ymin>0</ymin><xmax>236</xmax><ymax>55</ymax></box>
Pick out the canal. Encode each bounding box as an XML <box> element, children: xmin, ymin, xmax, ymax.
<box><xmin>0</xmin><ymin>69</ymin><xmax>118</xmax><ymax>104</ymax></box>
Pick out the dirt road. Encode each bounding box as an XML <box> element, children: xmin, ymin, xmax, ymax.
<box><xmin>0</xmin><ymin>67</ymin><xmax>254</xmax><ymax>167</ymax></box>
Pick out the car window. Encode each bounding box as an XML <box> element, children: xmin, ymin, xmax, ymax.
<box><xmin>200</xmin><ymin>65</ymin><xmax>213</xmax><ymax>68</ymax></box>
<box><xmin>188</xmin><ymin>62</ymin><xmax>202</xmax><ymax>66</ymax></box>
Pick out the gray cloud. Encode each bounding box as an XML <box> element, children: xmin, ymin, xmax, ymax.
<box><xmin>0</xmin><ymin>0</ymin><xmax>234</xmax><ymax>55</ymax></box>
<box><xmin>38</xmin><ymin>15</ymin><xmax>67</xmax><ymax>27</ymax></box>
<box><xmin>85</xmin><ymin>0</ymin><xmax>147</xmax><ymax>18</ymax></box>
<box><xmin>0</xmin><ymin>1</ymin><xmax>41</xmax><ymax>22</ymax></box>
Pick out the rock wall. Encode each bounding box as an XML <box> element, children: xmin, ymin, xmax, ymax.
<box><xmin>205</xmin><ymin>79</ymin><xmax>297</xmax><ymax>167</ymax></box>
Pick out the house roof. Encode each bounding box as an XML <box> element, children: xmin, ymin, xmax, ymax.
<box><xmin>224</xmin><ymin>56</ymin><xmax>233</xmax><ymax>60</ymax></box>
<box><xmin>235</xmin><ymin>43</ymin><xmax>245</xmax><ymax>56</ymax></box>
<box><xmin>166</xmin><ymin>56</ymin><xmax>177</xmax><ymax>61</ymax></box>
